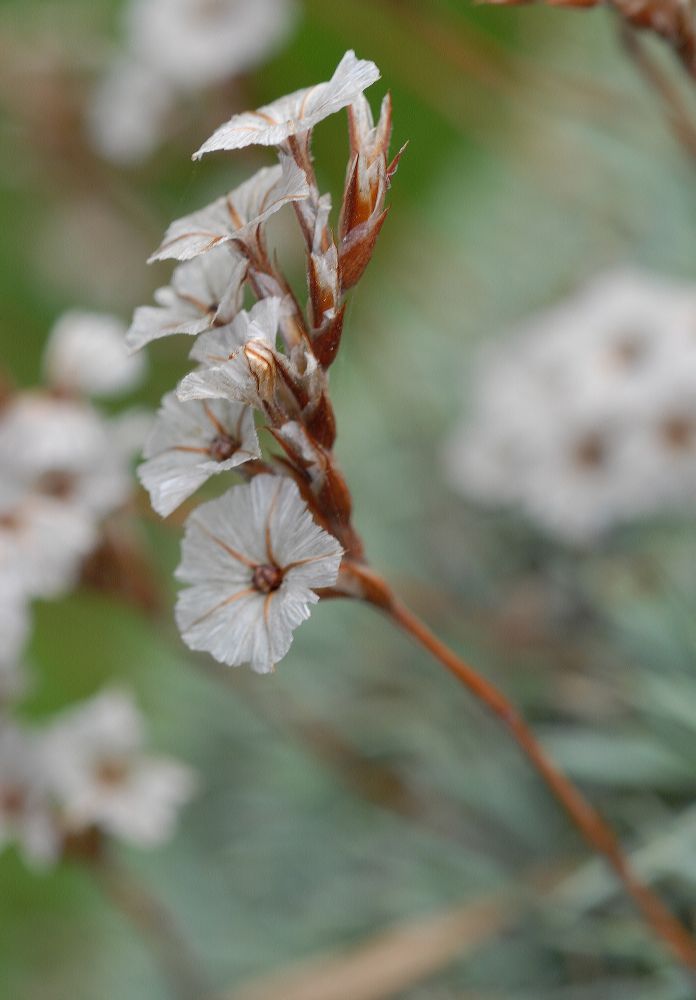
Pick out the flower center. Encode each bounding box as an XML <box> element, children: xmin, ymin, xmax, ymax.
<box><xmin>252</xmin><ymin>564</ymin><xmax>283</xmax><ymax>594</ymax></box>
<box><xmin>0</xmin><ymin>785</ymin><xmax>26</xmax><ymax>817</ymax></box>
<box><xmin>573</xmin><ymin>433</ymin><xmax>605</xmax><ymax>469</ymax></box>
<box><xmin>95</xmin><ymin>757</ymin><xmax>130</xmax><ymax>787</ymax></box>
<box><xmin>37</xmin><ymin>470</ymin><xmax>76</xmax><ymax>500</ymax></box>
<box><xmin>661</xmin><ymin>416</ymin><xmax>694</xmax><ymax>450</ymax></box>
<box><xmin>208</xmin><ymin>433</ymin><xmax>238</xmax><ymax>462</ymax></box>
<box><xmin>610</xmin><ymin>332</ymin><xmax>647</xmax><ymax>368</ymax></box>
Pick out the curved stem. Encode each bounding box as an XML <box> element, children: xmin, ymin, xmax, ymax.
<box><xmin>359</xmin><ymin>576</ymin><xmax>696</xmax><ymax>973</ymax></box>
<box><xmin>88</xmin><ymin>851</ymin><xmax>210</xmax><ymax>1000</ymax></box>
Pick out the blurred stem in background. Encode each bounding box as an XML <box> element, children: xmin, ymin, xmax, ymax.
<box><xmin>87</xmin><ymin>849</ymin><xmax>210</xmax><ymax>1000</ymax></box>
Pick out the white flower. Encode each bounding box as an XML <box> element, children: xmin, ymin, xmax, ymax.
<box><xmin>445</xmin><ymin>268</ymin><xmax>696</xmax><ymax>544</ymax></box>
<box><xmin>148</xmin><ymin>159</ymin><xmax>309</xmax><ymax>263</ymax></box>
<box><xmin>178</xmin><ymin>298</ymin><xmax>291</xmax><ymax>408</ymax></box>
<box><xmin>139</xmin><ymin>391</ymin><xmax>260</xmax><ymax>517</ymax></box>
<box><xmin>127</xmin><ymin>0</ymin><xmax>298</xmax><ymax>91</ymax></box>
<box><xmin>87</xmin><ymin>56</ymin><xmax>175</xmax><ymax>166</ymax></box>
<box><xmin>44</xmin><ymin>690</ymin><xmax>196</xmax><ymax>848</ymax></box>
<box><xmin>0</xmin><ymin>395</ymin><xmax>134</xmax><ymax>521</ymax></box>
<box><xmin>43</xmin><ymin>310</ymin><xmax>146</xmax><ymax>397</ymax></box>
<box><xmin>175</xmin><ymin>475</ymin><xmax>343</xmax><ymax>672</ymax></box>
<box><xmin>193</xmin><ymin>50</ymin><xmax>380</xmax><ymax>158</ymax></box>
<box><xmin>0</xmin><ymin>489</ymin><xmax>98</xmax><ymax>599</ymax></box>
<box><xmin>0</xmin><ymin>721</ymin><xmax>59</xmax><ymax>867</ymax></box>
<box><xmin>127</xmin><ymin>249</ymin><xmax>246</xmax><ymax>351</ymax></box>
<box><xmin>0</xmin><ymin>580</ymin><xmax>30</xmax><ymax>703</ymax></box>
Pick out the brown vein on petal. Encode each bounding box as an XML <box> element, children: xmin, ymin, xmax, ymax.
<box><xmin>283</xmin><ymin>553</ymin><xmax>334</xmax><ymax>572</ymax></box>
<box><xmin>187</xmin><ymin>587</ymin><xmax>255</xmax><ymax>628</ymax></box>
<box><xmin>202</xmin><ymin>401</ymin><xmax>228</xmax><ymax>437</ymax></box>
<box><xmin>177</xmin><ymin>292</ymin><xmax>211</xmax><ymax>314</ymax></box>
<box><xmin>299</xmin><ymin>85</ymin><xmax>321</xmax><ymax>120</ymax></box>
<box><xmin>200</xmin><ymin>526</ymin><xmax>257</xmax><ymax>568</ymax></box>
<box><xmin>158</xmin><ymin>231</ymin><xmax>228</xmax><ymax>254</ymax></box>
<box><xmin>226</xmin><ymin>197</ymin><xmax>244</xmax><ymax>230</ymax></box>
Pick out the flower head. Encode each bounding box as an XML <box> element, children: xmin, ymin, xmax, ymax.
<box><xmin>193</xmin><ymin>50</ymin><xmax>380</xmax><ymax>158</ymax></box>
<box><xmin>139</xmin><ymin>391</ymin><xmax>260</xmax><ymax>517</ymax></box>
<box><xmin>44</xmin><ymin>690</ymin><xmax>196</xmax><ymax>848</ymax></box>
<box><xmin>175</xmin><ymin>475</ymin><xmax>343</xmax><ymax>672</ymax></box>
<box><xmin>445</xmin><ymin>268</ymin><xmax>696</xmax><ymax>543</ymax></box>
<box><xmin>148</xmin><ymin>159</ymin><xmax>309</xmax><ymax>263</ymax></box>
<box><xmin>128</xmin><ymin>0</ymin><xmax>298</xmax><ymax>92</ymax></box>
<box><xmin>178</xmin><ymin>298</ymin><xmax>314</xmax><ymax>417</ymax></box>
<box><xmin>0</xmin><ymin>721</ymin><xmax>59</xmax><ymax>867</ymax></box>
<box><xmin>43</xmin><ymin>310</ymin><xmax>146</xmax><ymax>398</ymax></box>
<box><xmin>87</xmin><ymin>56</ymin><xmax>175</xmax><ymax>167</ymax></box>
<box><xmin>127</xmin><ymin>249</ymin><xmax>247</xmax><ymax>351</ymax></box>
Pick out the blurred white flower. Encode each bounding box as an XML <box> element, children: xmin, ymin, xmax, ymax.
<box><xmin>194</xmin><ymin>49</ymin><xmax>380</xmax><ymax>158</ymax></box>
<box><xmin>44</xmin><ymin>690</ymin><xmax>196</xmax><ymax>848</ymax></box>
<box><xmin>0</xmin><ymin>395</ymin><xmax>134</xmax><ymax>522</ymax></box>
<box><xmin>43</xmin><ymin>310</ymin><xmax>146</xmax><ymax>398</ymax></box>
<box><xmin>0</xmin><ymin>577</ymin><xmax>30</xmax><ymax>702</ymax></box>
<box><xmin>89</xmin><ymin>0</ymin><xmax>298</xmax><ymax>165</ymax></box>
<box><xmin>445</xmin><ymin>269</ymin><xmax>696</xmax><ymax>544</ymax></box>
<box><xmin>0</xmin><ymin>489</ymin><xmax>98</xmax><ymax>599</ymax></box>
<box><xmin>87</xmin><ymin>56</ymin><xmax>175</xmax><ymax>167</ymax></box>
<box><xmin>148</xmin><ymin>158</ymin><xmax>309</xmax><ymax>262</ymax></box>
<box><xmin>127</xmin><ymin>0</ymin><xmax>298</xmax><ymax>91</ymax></box>
<box><xmin>175</xmin><ymin>475</ymin><xmax>343</xmax><ymax>672</ymax></box>
<box><xmin>0</xmin><ymin>721</ymin><xmax>59</xmax><ymax>867</ymax></box>
<box><xmin>127</xmin><ymin>249</ymin><xmax>246</xmax><ymax>351</ymax></box>
<box><xmin>139</xmin><ymin>392</ymin><xmax>260</xmax><ymax>517</ymax></box>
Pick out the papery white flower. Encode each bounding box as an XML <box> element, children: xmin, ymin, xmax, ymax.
<box><xmin>446</xmin><ymin>268</ymin><xmax>696</xmax><ymax>544</ymax></box>
<box><xmin>127</xmin><ymin>249</ymin><xmax>246</xmax><ymax>351</ymax></box>
<box><xmin>148</xmin><ymin>159</ymin><xmax>309</xmax><ymax>262</ymax></box>
<box><xmin>127</xmin><ymin>0</ymin><xmax>298</xmax><ymax>91</ymax></box>
<box><xmin>87</xmin><ymin>56</ymin><xmax>175</xmax><ymax>166</ymax></box>
<box><xmin>139</xmin><ymin>392</ymin><xmax>259</xmax><ymax>516</ymax></box>
<box><xmin>193</xmin><ymin>49</ymin><xmax>380</xmax><ymax>158</ymax></box>
<box><xmin>179</xmin><ymin>297</ymin><xmax>290</xmax><ymax>407</ymax></box>
<box><xmin>44</xmin><ymin>690</ymin><xmax>196</xmax><ymax>848</ymax></box>
<box><xmin>43</xmin><ymin>310</ymin><xmax>146</xmax><ymax>397</ymax></box>
<box><xmin>0</xmin><ymin>721</ymin><xmax>59</xmax><ymax>867</ymax></box>
<box><xmin>175</xmin><ymin>475</ymin><xmax>343</xmax><ymax>672</ymax></box>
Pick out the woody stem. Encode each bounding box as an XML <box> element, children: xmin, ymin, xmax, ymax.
<box><xmin>354</xmin><ymin>569</ymin><xmax>696</xmax><ymax>973</ymax></box>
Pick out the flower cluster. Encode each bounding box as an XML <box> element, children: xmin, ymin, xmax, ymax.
<box><xmin>0</xmin><ymin>312</ymin><xmax>195</xmax><ymax>869</ymax></box>
<box><xmin>130</xmin><ymin>51</ymin><xmax>401</xmax><ymax>672</ymax></box>
<box><xmin>1</xmin><ymin>689</ymin><xmax>196</xmax><ymax>867</ymax></box>
<box><xmin>0</xmin><ymin>311</ymin><xmax>147</xmax><ymax>700</ymax></box>
<box><xmin>89</xmin><ymin>0</ymin><xmax>298</xmax><ymax>165</ymax></box>
<box><xmin>445</xmin><ymin>269</ymin><xmax>696</xmax><ymax>543</ymax></box>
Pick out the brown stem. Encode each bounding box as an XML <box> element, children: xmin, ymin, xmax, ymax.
<box><xmin>88</xmin><ymin>851</ymin><xmax>210</xmax><ymax>1000</ymax></box>
<box><xmin>357</xmin><ymin>578</ymin><xmax>696</xmax><ymax>974</ymax></box>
